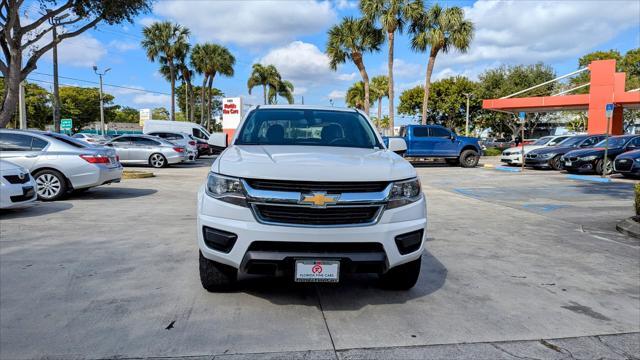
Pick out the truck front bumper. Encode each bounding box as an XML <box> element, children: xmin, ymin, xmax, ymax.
<box><xmin>196</xmin><ymin>186</ymin><xmax>427</xmax><ymax>273</ymax></box>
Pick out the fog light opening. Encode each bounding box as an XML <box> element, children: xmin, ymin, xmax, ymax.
<box><xmin>203</xmin><ymin>226</ymin><xmax>237</xmax><ymax>253</ymax></box>
<box><xmin>395</xmin><ymin>230</ymin><xmax>424</xmax><ymax>255</ymax></box>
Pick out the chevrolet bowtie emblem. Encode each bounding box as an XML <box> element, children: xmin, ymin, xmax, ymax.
<box><xmin>300</xmin><ymin>192</ymin><xmax>339</xmax><ymax>207</ymax></box>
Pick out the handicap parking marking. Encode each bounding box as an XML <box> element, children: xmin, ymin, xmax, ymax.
<box><xmin>522</xmin><ymin>203</ymin><xmax>570</xmax><ymax>213</ymax></box>
<box><xmin>566</xmin><ymin>174</ymin><xmax>612</xmax><ymax>183</ymax></box>
<box><xmin>494</xmin><ymin>166</ymin><xmax>522</xmax><ymax>173</ymax></box>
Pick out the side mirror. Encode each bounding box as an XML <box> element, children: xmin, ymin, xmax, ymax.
<box><xmin>450</xmin><ymin>133</ymin><xmax>456</xmax><ymax>141</ymax></box>
<box><xmin>387</xmin><ymin>137</ymin><xmax>407</xmax><ymax>154</ymax></box>
<box><xmin>208</xmin><ymin>132</ymin><xmax>228</xmax><ymax>149</ymax></box>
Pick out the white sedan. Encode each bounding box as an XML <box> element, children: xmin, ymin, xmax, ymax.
<box><xmin>501</xmin><ymin>135</ymin><xmax>571</xmax><ymax>165</ymax></box>
<box><xmin>0</xmin><ymin>160</ymin><xmax>37</xmax><ymax>209</ymax></box>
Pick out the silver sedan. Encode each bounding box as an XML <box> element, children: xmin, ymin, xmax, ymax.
<box><xmin>0</xmin><ymin>129</ymin><xmax>122</xmax><ymax>201</ymax></box>
<box><xmin>106</xmin><ymin>135</ymin><xmax>187</xmax><ymax>168</ymax></box>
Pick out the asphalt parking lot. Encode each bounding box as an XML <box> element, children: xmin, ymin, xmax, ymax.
<box><xmin>1</xmin><ymin>157</ymin><xmax>638</xmax><ymax>359</ymax></box>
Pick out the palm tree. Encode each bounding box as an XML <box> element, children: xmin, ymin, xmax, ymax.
<box><xmin>370</xmin><ymin>75</ymin><xmax>389</xmax><ymax>121</ymax></box>
<box><xmin>410</xmin><ymin>5</ymin><xmax>474</xmax><ymax>124</ymax></box>
<box><xmin>268</xmin><ymin>79</ymin><xmax>295</xmax><ymax>104</ymax></box>
<box><xmin>191</xmin><ymin>43</ymin><xmax>235</xmax><ymax>126</ymax></box>
<box><xmin>159</xmin><ymin>46</ymin><xmax>194</xmax><ymax>122</ymax></box>
<box><xmin>346</xmin><ymin>81</ymin><xmax>368</xmax><ymax>110</ymax></box>
<box><xmin>360</xmin><ymin>0</ymin><xmax>423</xmax><ymax>129</ymax></box>
<box><xmin>326</xmin><ymin>17</ymin><xmax>384</xmax><ymax>115</ymax></box>
<box><xmin>247</xmin><ymin>64</ymin><xmax>282</xmax><ymax>105</ymax></box>
<box><xmin>141</xmin><ymin>21</ymin><xmax>190</xmax><ymax>121</ymax></box>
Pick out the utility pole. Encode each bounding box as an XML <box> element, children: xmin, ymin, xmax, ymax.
<box><xmin>93</xmin><ymin>66</ymin><xmax>111</xmax><ymax>136</ymax></box>
<box><xmin>464</xmin><ymin>93</ymin><xmax>472</xmax><ymax>136</ymax></box>
<box><xmin>602</xmin><ymin>103</ymin><xmax>614</xmax><ymax>178</ymax></box>
<box><xmin>48</xmin><ymin>12</ymin><xmax>69</xmax><ymax>133</ymax></box>
<box><xmin>18</xmin><ymin>81</ymin><xmax>27</xmax><ymax>129</ymax></box>
<box><xmin>301</xmin><ymin>96</ymin><xmax>304</xmax><ymax>105</ymax></box>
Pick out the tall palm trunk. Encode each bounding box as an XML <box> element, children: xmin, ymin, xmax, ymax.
<box><xmin>206</xmin><ymin>75</ymin><xmax>213</xmax><ymax>130</ymax></box>
<box><xmin>187</xmin><ymin>80</ymin><xmax>195</xmax><ymax>123</ymax></box>
<box><xmin>421</xmin><ymin>48</ymin><xmax>438</xmax><ymax>125</ymax></box>
<box><xmin>387</xmin><ymin>31</ymin><xmax>395</xmax><ymax>130</ymax></box>
<box><xmin>377</xmin><ymin>98</ymin><xmax>382</xmax><ymax>123</ymax></box>
<box><xmin>262</xmin><ymin>84</ymin><xmax>267</xmax><ymax>105</ymax></box>
<box><xmin>353</xmin><ymin>53</ymin><xmax>370</xmax><ymax>115</ymax></box>
<box><xmin>200</xmin><ymin>75</ymin><xmax>208</xmax><ymax>126</ymax></box>
<box><xmin>169</xmin><ymin>61</ymin><xmax>176</xmax><ymax>121</ymax></box>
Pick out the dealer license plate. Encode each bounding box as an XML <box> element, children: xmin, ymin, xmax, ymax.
<box><xmin>295</xmin><ymin>260</ymin><xmax>340</xmax><ymax>283</ymax></box>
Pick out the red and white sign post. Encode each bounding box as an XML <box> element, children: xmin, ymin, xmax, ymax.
<box><xmin>222</xmin><ymin>97</ymin><xmax>242</xmax><ymax>142</ymax></box>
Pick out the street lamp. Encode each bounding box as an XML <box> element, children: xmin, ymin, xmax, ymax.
<box><xmin>464</xmin><ymin>93</ymin><xmax>473</xmax><ymax>136</ymax></box>
<box><xmin>48</xmin><ymin>11</ymin><xmax>69</xmax><ymax>132</ymax></box>
<box><xmin>93</xmin><ymin>66</ymin><xmax>111</xmax><ymax>136</ymax></box>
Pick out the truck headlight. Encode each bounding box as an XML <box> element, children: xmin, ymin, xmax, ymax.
<box><xmin>580</xmin><ymin>155</ymin><xmax>598</xmax><ymax>161</ymax></box>
<box><xmin>205</xmin><ymin>172</ymin><xmax>247</xmax><ymax>207</ymax></box>
<box><xmin>387</xmin><ymin>178</ymin><xmax>422</xmax><ymax>209</ymax></box>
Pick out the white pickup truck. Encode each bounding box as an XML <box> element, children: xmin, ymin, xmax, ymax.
<box><xmin>197</xmin><ymin>105</ymin><xmax>427</xmax><ymax>291</ymax></box>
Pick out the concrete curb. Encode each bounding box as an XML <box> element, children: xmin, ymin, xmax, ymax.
<box><xmin>616</xmin><ymin>217</ymin><xmax>640</xmax><ymax>239</ymax></box>
<box><xmin>566</xmin><ymin>174</ymin><xmax>612</xmax><ymax>183</ymax></box>
<box><xmin>122</xmin><ymin>170</ymin><xmax>155</xmax><ymax>179</ymax></box>
<box><xmin>482</xmin><ymin>164</ymin><xmax>495</xmax><ymax>168</ymax></box>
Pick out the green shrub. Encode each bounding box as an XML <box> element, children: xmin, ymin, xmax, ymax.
<box><xmin>483</xmin><ymin>147</ymin><xmax>503</xmax><ymax>156</ymax></box>
<box><xmin>636</xmin><ymin>184</ymin><xmax>640</xmax><ymax>216</ymax></box>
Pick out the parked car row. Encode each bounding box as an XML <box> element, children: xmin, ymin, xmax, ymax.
<box><xmin>0</xmin><ymin>128</ymin><xmax>218</xmax><ymax>208</ymax></box>
<box><xmin>500</xmin><ymin>133</ymin><xmax>640</xmax><ymax>177</ymax></box>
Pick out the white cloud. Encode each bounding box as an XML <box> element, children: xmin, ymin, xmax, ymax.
<box><xmin>293</xmin><ymin>87</ymin><xmax>308</xmax><ymax>95</ymax></box>
<box><xmin>442</xmin><ymin>0</ymin><xmax>640</xmax><ymax>66</ymax></box>
<box><xmin>139</xmin><ymin>17</ymin><xmax>161</xmax><ymax>27</ymax></box>
<box><xmin>108</xmin><ymin>40</ymin><xmax>138</xmax><ymax>52</ymax></box>
<box><xmin>381</xmin><ymin>59</ymin><xmax>424</xmax><ymax>78</ymax></box>
<box><xmin>153</xmin><ymin>1</ymin><xmax>336</xmax><ymax>47</ymax></box>
<box><xmin>336</xmin><ymin>0</ymin><xmax>358</xmax><ymax>10</ymax></box>
<box><xmin>132</xmin><ymin>93</ymin><xmax>170</xmax><ymax>107</ymax></box>
<box><xmin>259</xmin><ymin>41</ymin><xmax>333</xmax><ymax>84</ymax></box>
<box><xmin>337</xmin><ymin>72</ymin><xmax>357</xmax><ymax>81</ymax></box>
<box><xmin>328</xmin><ymin>90</ymin><xmax>346</xmax><ymax>100</ymax></box>
<box><xmin>56</xmin><ymin>34</ymin><xmax>106</xmax><ymax>67</ymax></box>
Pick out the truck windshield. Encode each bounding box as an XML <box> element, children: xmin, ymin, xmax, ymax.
<box><xmin>235</xmin><ymin>109</ymin><xmax>382</xmax><ymax>149</ymax></box>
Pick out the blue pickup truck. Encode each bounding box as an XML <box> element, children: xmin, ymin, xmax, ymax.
<box><xmin>385</xmin><ymin>125</ymin><xmax>482</xmax><ymax>167</ymax></box>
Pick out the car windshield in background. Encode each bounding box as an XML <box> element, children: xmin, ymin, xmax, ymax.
<box><xmin>532</xmin><ymin>137</ymin><xmax>553</xmax><ymax>145</ymax></box>
<box><xmin>594</xmin><ymin>137</ymin><xmax>630</xmax><ymax>148</ymax></box>
<box><xmin>42</xmin><ymin>133</ymin><xmax>88</xmax><ymax>148</ymax></box>
<box><xmin>235</xmin><ymin>109</ymin><xmax>382</xmax><ymax>149</ymax></box>
<box><xmin>557</xmin><ymin>136</ymin><xmax>585</xmax><ymax>147</ymax></box>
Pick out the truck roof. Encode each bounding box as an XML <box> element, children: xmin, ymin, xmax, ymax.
<box><xmin>250</xmin><ymin>104</ymin><xmax>358</xmax><ymax>113</ymax></box>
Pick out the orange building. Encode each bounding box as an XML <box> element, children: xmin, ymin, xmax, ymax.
<box><xmin>483</xmin><ymin>60</ymin><xmax>640</xmax><ymax>135</ymax></box>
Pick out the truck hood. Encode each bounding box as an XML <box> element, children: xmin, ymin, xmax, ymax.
<box><xmin>215</xmin><ymin>145</ymin><xmax>416</xmax><ymax>181</ymax></box>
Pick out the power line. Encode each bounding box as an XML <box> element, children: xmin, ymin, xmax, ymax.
<box><xmin>31</xmin><ymin>71</ymin><xmax>170</xmax><ymax>95</ymax></box>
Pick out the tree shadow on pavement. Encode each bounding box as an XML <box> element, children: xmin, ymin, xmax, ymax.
<box><xmin>241</xmin><ymin>249</ymin><xmax>447</xmax><ymax>310</ymax></box>
<box><xmin>0</xmin><ymin>202</ymin><xmax>73</xmax><ymax>220</ymax></box>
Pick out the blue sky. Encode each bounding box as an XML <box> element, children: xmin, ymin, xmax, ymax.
<box><xmin>25</xmin><ymin>0</ymin><xmax>640</xmax><ymax>125</ymax></box>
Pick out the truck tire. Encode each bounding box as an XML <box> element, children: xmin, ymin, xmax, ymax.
<box><xmin>199</xmin><ymin>251</ymin><xmax>238</xmax><ymax>292</ymax></box>
<box><xmin>378</xmin><ymin>257</ymin><xmax>421</xmax><ymax>290</ymax></box>
<box><xmin>459</xmin><ymin>149</ymin><xmax>480</xmax><ymax>168</ymax></box>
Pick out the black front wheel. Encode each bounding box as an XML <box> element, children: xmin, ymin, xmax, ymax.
<box><xmin>595</xmin><ymin>159</ymin><xmax>613</xmax><ymax>175</ymax></box>
<box><xmin>379</xmin><ymin>257</ymin><xmax>421</xmax><ymax>290</ymax></box>
<box><xmin>199</xmin><ymin>251</ymin><xmax>238</xmax><ymax>292</ymax></box>
<box><xmin>550</xmin><ymin>155</ymin><xmax>564</xmax><ymax>171</ymax></box>
<box><xmin>459</xmin><ymin>150</ymin><xmax>480</xmax><ymax>168</ymax></box>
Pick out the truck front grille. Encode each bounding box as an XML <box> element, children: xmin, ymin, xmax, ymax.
<box><xmin>245</xmin><ymin>178</ymin><xmax>389</xmax><ymax>194</ymax></box>
<box><xmin>253</xmin><ymin>204</ymin><xmax>382</xmax><ymax>226</ymax></box>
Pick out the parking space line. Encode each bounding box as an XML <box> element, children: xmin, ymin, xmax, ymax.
<box><xmin>566</xmin><ymin>175</ymin><xmax>612</xmax><ymax>183</ymax></box>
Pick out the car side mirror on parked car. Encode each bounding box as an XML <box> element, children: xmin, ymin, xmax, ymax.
<box><xmin>387</xmin><ymin>137</ymin><xmax>407</xmax><ymax>154</ymax></box>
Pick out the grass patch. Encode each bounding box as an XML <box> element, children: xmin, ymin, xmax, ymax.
<box><xmin>483</xmin><ymin>147</ymin><xmax>502</xmax><ymax>156</ymax></box>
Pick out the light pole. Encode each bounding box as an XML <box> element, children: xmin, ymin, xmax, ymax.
<box><xmin>48</xmin><ymin>12</ymin><xmax>69</xmax><ymax>133</ymax></box>
<box><xmin>93</xmin><ymin>66</ymin><xmax>111</xmax><ymax>136</ymax></box>
<box><xmin>464</xmin><ymin>93</ymin><xmax>472</xmax><ymax>136</ymax></box>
